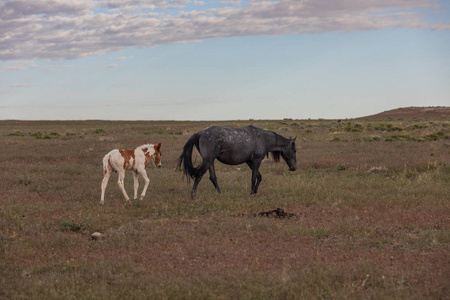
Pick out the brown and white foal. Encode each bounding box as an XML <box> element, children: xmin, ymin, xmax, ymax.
<box><xmin>101</xmin><ymin>143</ymin><xmax>161</xmax><ymax>204</ymax></box>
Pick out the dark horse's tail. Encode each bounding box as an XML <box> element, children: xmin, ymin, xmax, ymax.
<box><xmin>177</xmin><ymin>132</ymin><xmax>205</xmax><ymax>180</ymax></box>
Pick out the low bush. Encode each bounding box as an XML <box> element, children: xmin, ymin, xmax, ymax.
<box><xmin>6</xmin><ymin>131</ymin><xmax>25</xmax><ymax>136</ymax></box>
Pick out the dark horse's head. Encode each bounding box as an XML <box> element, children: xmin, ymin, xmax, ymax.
<box><xmin>283</xmin><ymin>137</ymin><xmax>297</xmax><ymax>171</ymax></box>
<box><xmin>272</xmin><ymin>137</ymin><xmax>297</xmax><ymax>171</ymax></box>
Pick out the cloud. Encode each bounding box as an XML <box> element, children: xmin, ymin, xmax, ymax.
<box><xmin>221</xmin><ymin>0</ymin><xmax>241</xmax><ymax>6</ymax></box>
<box><xmin>0</xmin><ymin>0</ymin><xmax>94</xmax><ymax>19</ymax></box>
<box><xmin>193</xmin><ymin>1</ymin><xmax>206</xmax><ymax>6</ymax></box>
<box><xmin>103</xmin><ymin>64</ymin><xmax>118</xmax><ymax>68</ymax></box>
<box><xmin>0</xmin><ymin>60</ymin><xmax>38</xmax><ymax>71</ymax></box>
<box><xmin>9</xmin><ymin>83</ymin><xmax>41</xmax><ymax>87</ymax></box>
<box><xmin>0</xmin><ymin>0</ymin><xmax>447</xmax><ymax>60</ymax></box>
<box><xmin>116</xmin><ymin>56</ymin><xmax>133</xmax><ymax>60</ymax></box>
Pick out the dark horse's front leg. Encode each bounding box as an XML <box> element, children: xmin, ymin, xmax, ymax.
<box><xmin>253</xmin><ymin>170</ymin><xmax>262</xmax><ymax>194</ymax></box>
<box><xmin>247</xmin><ymin>160</ymin><xmax>262</xmax><ymax>194</ymax></box>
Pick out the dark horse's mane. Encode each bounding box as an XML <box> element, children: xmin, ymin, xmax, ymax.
<box><xmin>267</xmin><ymin>131</ymin><xmax>290</xmax><ymax>163</ymax></box>
<box><xmin>270</xmin><ymin>151</ymin><xmax>281</xmax><ymax>162</ymax></box>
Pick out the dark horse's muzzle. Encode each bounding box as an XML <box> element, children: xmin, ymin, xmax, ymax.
<box><xmin>288</xmin><ymin>160</ymin><xmax>297</xmax><ymax>171</ymax></box>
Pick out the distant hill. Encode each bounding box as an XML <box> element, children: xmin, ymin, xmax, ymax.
<box><xmin>359</xmin><ymin>107</ymin><xmax>450</xmax><ymax>121</ymax></box>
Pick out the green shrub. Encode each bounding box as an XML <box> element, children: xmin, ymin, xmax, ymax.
<box><xmin>374</xmin><ymin>123</ymin><xmax>403</xmax><ymax>131</ymax></box>
<box><xmin>93</xmin><ymin>128</ymin><xmax>105</xmax><ymax>134</ymax></box>
<box><xmin>17</xmin><ymin>174</ymin><xmax>32</xmax><ymax>186</ymax></box>
<box><xmin>409</xmin><ymin>123</ymin><xmax>427</xmax><ymax>130</ymax></box>
<box><xmin>330</xmin><ymin>122</ymin><xmax>363</xmax><ymax>133</ymax></box>
<box><xmin>59</xmin><ymin>219</ymin><xmax>91</xmax><ymax>233</ymax></box>
<box><xmin>424</xmin><ymin>132</ymin><xmax>445</xmax><ymax>141</ymax></box>
<box><xmin>29</xmin><ymin>131</ymin><xmax>43</xmax><ymax>139</ymax></box>
<box><xmin>385</xmin><ymin>135</ymin><xmax>415</xmax><ymax>142</ymax></box>
<box><xmin>6</xmin><ymin>131</ymin><xmax>25</xmax><ymax>136</ymax></box>
<box><xmin>60</xmin><ymin>220</ymin><xmax>82</xmax><ymax>232</ymax></box>
<box><xmin>337</xmin><ymin>164</ymin><xmax>347</xmax><ymax>171</ymax></box>
<box><xmin>363</xmin><ymin>135</ymin><xmax>381</xmax><ymax>142</ymax></box>
<box><xmin>28</xmin><ymin>131</ymin><xmax>54</xmax><ymax>139</ymax></box>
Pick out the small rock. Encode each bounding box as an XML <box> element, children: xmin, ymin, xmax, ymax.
<box><xmin>91</xmin><ymin>232</ymin><xmax>104</xmax><ymax>240</ymax></box>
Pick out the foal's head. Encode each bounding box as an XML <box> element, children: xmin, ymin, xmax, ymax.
<box><xmin>153</xmin><ymin>143</ymin><xmax>162</xmax><ymax>168</ymax></box>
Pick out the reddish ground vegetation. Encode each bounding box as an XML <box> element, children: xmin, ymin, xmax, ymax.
<box><xmin>0</xmin><ymin>114</ymin><xmax>448</xmax><ymax>299</ymax></box>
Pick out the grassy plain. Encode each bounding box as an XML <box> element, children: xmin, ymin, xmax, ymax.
<box><xmin>0</xmin><ymin>115</ymin><xmax>449</xmax><ymax>299</ymax></box>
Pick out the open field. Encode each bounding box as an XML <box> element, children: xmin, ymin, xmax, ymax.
<box><xmin>1</xmin><ymin>114</ymin><xmax>449</xmax><ymax>299</ymax></box>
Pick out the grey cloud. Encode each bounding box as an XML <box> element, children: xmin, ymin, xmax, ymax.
<box><xmin>0</xmin><ymin>0</ymin><xmax>447</xmax><ymax>60</ymax></box>
<box><xmin>0</xmin><ymin>0</ymin><xmax>94</xmax><ymax>19</ymax></box>
<box><xmin>100</xmin><ymin>0</ymin><xmax>190</xmax><ymax>10</ymax></box>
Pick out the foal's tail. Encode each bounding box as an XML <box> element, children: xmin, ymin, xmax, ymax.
<box><xmin>102</xmin><ymin>153</ymin><xmax>111</xmax><ymax>175</ymax></box>
<box><xmin>177</xmin><ymin>132</ymin><xmax>204</xmax><ymax>180</ymax></box>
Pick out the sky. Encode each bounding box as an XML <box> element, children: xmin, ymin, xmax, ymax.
<box><xmin>1</xmin><ymin>0</ymin><xmax>449</xmax><ymax>121</ymax></box>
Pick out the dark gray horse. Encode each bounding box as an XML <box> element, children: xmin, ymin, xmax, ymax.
<box><xmin>177</xmin><ymin>125</ymin><xmax>297</xmax><ymax>197</ymax></box>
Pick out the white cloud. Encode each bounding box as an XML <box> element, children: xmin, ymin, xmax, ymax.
<box><xmin>221</xmin><ymin>0</ymin><xmax>241</xmax><ymax>6</ymax></box>
<box><xmin>103</xmin><ymin>64</ymin><xmax>118</xmax><ymax>68</ymax></box>
<box><xmin>10</xmin><ymin>83</ymin><xmax>41</xmax><ymax>87</ymax></box>
<box><xmin>116</xmin><ymin>56</ymin><xmax>133</xmax><ymax>60</ymax></box>
<box><xmin>0</xmin><ymin>60</ymin><xmax>38</xmax><ymax>71</ymax></box>
<box><xmin>0</xmin><ymin>0</ymin><xmax>447</xmax><ymax>60</ymax></box>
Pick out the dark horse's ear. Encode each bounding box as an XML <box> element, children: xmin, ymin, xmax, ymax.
<box><xmin>290</xmin><ymin>137</ymin><xmax>297</xmax><ymax>142</ymax></box>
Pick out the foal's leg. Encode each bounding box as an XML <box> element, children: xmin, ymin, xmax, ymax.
<box><xmin>209</xmin><ymin>163</ymin><xmax>221</xmax><ymax>194</ymax></box>
<box><xmin>117</xmin><ymin>170</ymin><xmax>130</xmax><ymax>201</ymax></box>
<box><xmin>133</xmin><ymin>171</ymin><xmax>139</xmax><ymax>200</ymax></box>
<box><xmin>100</xmin><ymin>169</ymin><xmax>111</xmax><ymax>204</ymax></box>
<box><xmin>138</xmin><ymin>169</ymin><xmax>150</xmax><ymax>200</ymax></box>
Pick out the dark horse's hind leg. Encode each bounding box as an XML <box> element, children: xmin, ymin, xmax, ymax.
<box><xmin>190</xmin><ymin>161</ymin><xmax>211</xmax><ymax>198</ymax></box>
<box><xmin>191</xmin><ymin>176</ymin><xmax>202</xmax><ymax>198</ymax></box>
<box><xmin>209</xmin><ymin>163</ymin><xmax>221</xmax><ymax>194</ymax></box>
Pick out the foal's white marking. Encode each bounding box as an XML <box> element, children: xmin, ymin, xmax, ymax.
<box><xmin>100</xmin><ymin>143</ymin><xmax>161</xmax><ymax>204</ymax></box>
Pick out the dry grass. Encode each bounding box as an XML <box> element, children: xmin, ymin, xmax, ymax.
<box><xmin>1</xmin><ymin>118</ymin><xmax>449</xmax><ymax>299</ymax></box>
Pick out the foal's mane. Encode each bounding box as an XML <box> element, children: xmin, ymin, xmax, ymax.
<box><xmin>135</xmin><ymin>144</ymin><xmax>156</xmax><ymax>155</ymax></box>
<box><xmin>138</xmin><ymin>144</ymin><xmax>153</xmax><ymax>148</ymax></box>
